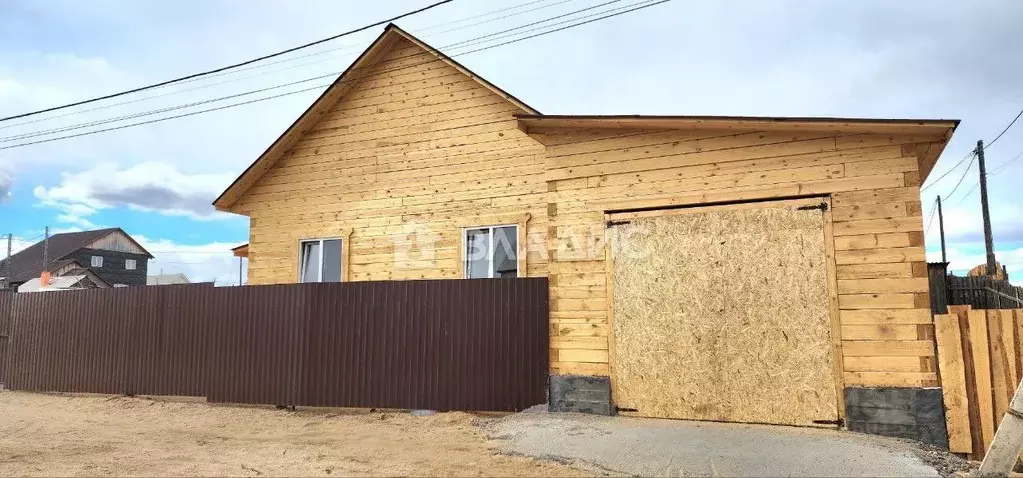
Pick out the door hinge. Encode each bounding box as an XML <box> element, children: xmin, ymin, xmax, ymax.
<box><xmin>606</xmin><ymin>220</ymin><xmax>632</xmax><ymax>228</ymax></box>
<box><xmin>812</xmin><ymin>418</ymin><xmax>844</xmax><ymax>426</ymax></box>
<box><xmin>797</xmin><ymin>202</ymin><xmax>829</xmax><ymax>212</ymax></box>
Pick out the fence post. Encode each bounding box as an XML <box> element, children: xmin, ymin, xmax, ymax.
<box><xmin>928</xmin><ymin>262</ymin><xmax>950</xmax><ymax>314</ymax></box>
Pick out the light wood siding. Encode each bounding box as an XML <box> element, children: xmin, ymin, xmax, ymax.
<box><xmin>538</xmin><ymin>126</ymin><xmax>944</xmax><ymax>386</ymax></box>
<box><xmin>231</xmin><ymin>37</ymin><xmax>546</xmax><ymax>283</ymax></box>
<box><xmin>228</xmin><ymin>33</ymin><xmax>950</xmax><ymax>388</ymax></box>
<box><xmin>85</xmin><ymin>232</ymin><xmax>148</xmax><ymax>255</ymax></box>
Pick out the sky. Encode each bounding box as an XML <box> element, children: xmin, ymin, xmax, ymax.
<box><xmin>0</xmin><ymin>0</ymin><xmax>1021</xmax><ymax>284</ymax></box>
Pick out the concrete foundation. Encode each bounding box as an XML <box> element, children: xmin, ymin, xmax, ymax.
<box><xmin>844</xmin><ymin>387</ymin><xmax>948</xmax><ymax>448</ymax></box>
<box><xmin>549</xmin><ymin>375</ymin><xmax>612</xmax><ymax>415</ymax></box>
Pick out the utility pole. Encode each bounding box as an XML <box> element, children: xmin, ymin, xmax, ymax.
<box><xmin>976</xmin><ymin>140</ymin><xmax>997</xmax><ymax>276</ymax></box>
<box><xmin>4</xmin><ymin>233</ymin><xmax>11</xmax><ymax>289</ymax></box>
<box><xmin>238</xmin><ymin>257</ymin><xmax>243</xmax><ymax>286</ymax></box>
<box><xmin>937</xmin><ymin>195</ymin><xmax>947</xmax><ymax>263</ymax></box>
<box><xmin>42</xmin><ymin>226</ymin><xmax>49</xmax><ymax>269</ymax></box>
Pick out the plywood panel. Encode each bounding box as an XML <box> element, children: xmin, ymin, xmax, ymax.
<box><xmin>609</xmin><ymin>200</ymin><xmax>837</xmax><ymax>426</ymax></box>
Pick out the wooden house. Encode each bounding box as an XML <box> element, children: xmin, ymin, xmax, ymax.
<box><xmin>215</xmin><ymin>24</ymin><xmax>958</xmax><ymax>443</ymax></box>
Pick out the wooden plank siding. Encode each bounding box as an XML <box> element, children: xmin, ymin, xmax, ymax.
<box><xmin>535</xmin><ymin>125</ymin><xmax>946</xmax><ymax>382</ymax></box>
<box><xmin>225</xmin><ymin>29</ymin><xmax>953</xmax><ymax>387</ymax></box>
<box><xmin>232</xmin><ymin>36</ymin><xmax>548</xmax><ymax>284</ymax></box>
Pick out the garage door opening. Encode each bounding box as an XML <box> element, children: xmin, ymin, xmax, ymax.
<box><xmin>606</xmin><ymin>198</ymin><xmax>839</xmax><ymax>426</ymax></box>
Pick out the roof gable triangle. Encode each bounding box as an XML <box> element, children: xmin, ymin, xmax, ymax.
<box><xmin>214</xmin><ymin>23</ymin><xmax>537</xmax><ymax>210</ymax></box>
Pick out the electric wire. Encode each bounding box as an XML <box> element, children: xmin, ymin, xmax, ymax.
<box><xmin>0</xmin><ymin>0</ymin><xmax>457</xmax><ymax>123</ymax></box>
<box><xmin>0</xmin><ymin>0</ymin><xmax>672</xmax><ymax>151</ymax></box>
<box><xmin>924</xmin><ymin>197</ymin><xmax>939</xmax><ymax>235</ymax></box>
<box><xmin>0</xmin><ymin>0</ymin><xmax>575</xmax><ymax>130</ymax></box>
<box><xmin>1</xmin><ymin>0</ymin><xmax>653</xmax><ymax>142</ymax></box>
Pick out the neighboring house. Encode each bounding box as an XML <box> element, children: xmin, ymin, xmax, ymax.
<box><xmin>18</xmin><ymin>271</ymin><xmax>111</xmax><ymax>292</ymax></box>
<box><xmin>0</xmin><ymin>228</ymin><xmax>153</xmax><ymax>290</ymax></box>
<box><xmin>213</xmin><ymin>24</ymin><xmax>959</xmax><ymax>441</ymax></box>
<box><xmin>147</xmin><ymin>273</ymin><xmax>191</xmax><ymax>285</ymax></box>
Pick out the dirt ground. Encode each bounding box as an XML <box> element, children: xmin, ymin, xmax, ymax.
<box><xmin>0</xmin><ymin>390</ymin><xmax>584</xmax><ymax>477</ymax></box>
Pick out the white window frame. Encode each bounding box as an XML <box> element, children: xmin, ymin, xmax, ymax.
<box><xmin>124</xmin><ymin>259</ymin><xmax>136</xmax><ymax>270</ymax></box>
<box><xmin>91</xmin><ymin>255</ymin><xmax>103</xmax><ymax>268</ymax></box>
<box><xmin>461</xmin><ymin>224</ymin><xmax>519</xmax><ymax>279</ymax></box>
<box><xmin>298</xmin><ymin>237</ymin><xmax>344</xmax><ymax>283</ymax></box>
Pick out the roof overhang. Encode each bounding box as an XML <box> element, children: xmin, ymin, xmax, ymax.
<box><xmin>516</xmin><ymin>114</ymin><xmax>959</xmax><ymax>184</ymax></box>
<box><xmin>516</xmin><ymin>114</ymin><xmax>959</xmax><ymax>134</ymax></box>
<box><xmin>232</xmin><ymin>243</ymin><xmax>249</xmax><ymax>258</ymax></box>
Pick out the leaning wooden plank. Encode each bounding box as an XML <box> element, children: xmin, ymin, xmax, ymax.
<box><xmin>958</xmin><ymin>308</ymin><xmax>985</xmax><ymax>459</ymax></box>
<box><xmin>978</xmin><ymin>381</ymin><xmax>1023</xmax><ymax>476</ymax></box>
<box><xmin>1000</xmin><ymin>310</ymin><xmax>1019</xmax><ymax>396</ymax></box>
<box><xmin>989</xmin><ymin>310</ymin><xmax>1012</xmax><ymax>431</ymax></box>
<box><xmin>969</xmin><ymin>309</ymin><xmax>996</xmax><ymax>457</ymax></box>
<box><xmin>1015</xmin><ymin>310</ymin><xmax>1023</xmax><ymax>390</ymax></box>
<box><xmin>934</xmin><ymin>313</ymin><xmax>972</xmax><ymax>453</ymax></box>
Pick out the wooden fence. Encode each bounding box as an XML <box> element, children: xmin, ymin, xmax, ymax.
<box><xmin>935</xmin><ymin>306</ymin><xmax>1023</xmax><ymax>459</ymax></box>
<box><xmin>0</xmin><ymin>279</ymin><xmax>550</xmax><ymax>412</ymax></box>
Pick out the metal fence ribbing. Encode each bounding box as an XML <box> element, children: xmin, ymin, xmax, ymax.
<box><xmin>0</xmin><ymin>279</ymin><xmax>549</xmax><ymax>412</ymax></box>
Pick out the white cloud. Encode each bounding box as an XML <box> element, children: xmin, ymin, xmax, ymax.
<box><xmin>135</xmin><ymin>235</ymin><xmax>246</xmax><ymax>286</ymax></box>
<box><xmin>33</xmin><ymin>161</ymin><xmax>236</xmax><ymax>221</ymax></box>
<box><xmin>0</xmin><ymin>164</ymin><xmax>11</xmax><ymax>202</ymax></box>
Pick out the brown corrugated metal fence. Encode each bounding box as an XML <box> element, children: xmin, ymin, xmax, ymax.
<box><xmin>4</xmin><ymin>283</ymin><xmax>214</xmax><ymax>396</ymax></box>
<box><xmin>1</xmin><ymin>279</ymin><xmax>549</xmax><ymax>411</ymax></box>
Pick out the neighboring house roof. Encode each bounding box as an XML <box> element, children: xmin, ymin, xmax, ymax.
<box><xmin>0</xmin><ymin>228</ymin><xmax>152</xmax><ymax>284</ymax></box>
<box><xmin>147</xmin><ymin>273</ymin><xmax>191</xmax><ymax>285</ymax></box>
<box><xmin>213</xmin><ymin>23</ymin><xmax>539</xmax><ymax>211</ymax></box>
<box><xmin>18</xmin><ymin>270</ymin><xmax>111</xmax><ymax>293</ymax></box>
<box><xmin>232</xmin><ymin>243</ymin><xmax>248</xmax><ymax>258</ymax></box>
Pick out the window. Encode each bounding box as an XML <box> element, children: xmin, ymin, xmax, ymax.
<box><xmin>91</xmin><ymin>256</ymin><xmax>103</xmax><ymax>267</ymax></box>
<box><xmin>299</xmin><ymin>238</ymin><xmax>343</xmax><ymax>283</ymax></box>
<box><xmin>114</xmin><ymin>284</ymin><xmax>128</xmax><ymax>288</ymax></box>
<box><xmin>463</xmin><ymin>225</ymin><xmax>518</xmax><ymax>279</ymax></box>
<box><xmin>125</xmin><ymin>259</ymin><xmax>137</xmax><ymax>270</ymax></box>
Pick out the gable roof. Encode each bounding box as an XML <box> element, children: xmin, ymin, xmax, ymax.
<box><xmin>213</xmin><ymin>23</ymin><xmax>539</xmax><ymax>211</ymax></box>
<box><xmin>0</xmin><ymin>228</ymin><xmax>152</xmax><ymax>284</ymax></box>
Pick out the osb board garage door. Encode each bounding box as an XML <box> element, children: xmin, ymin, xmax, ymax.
<box><xmin>607</xmin><ymin>198</ymin><xmax>838</xmax><ymax>426</ymax></box>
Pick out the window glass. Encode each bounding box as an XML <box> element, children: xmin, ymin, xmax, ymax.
<box><xmin>465</xmin><ymin>228</ymin><xmax>491</xmax><ymax>279</ymax></box>
<box><xmin>300</xmin><ymin>241</ymin><xmax>321</xmax><ymax>283</ymax></box>
<box><xmin>321</xmin><ymin>239</ymin><xmax>343</xmax><ymax>282</ymax></box>
<box><xmin>91</xmin><ymin>256</ymin><xmax>103</xmax><ymax>267</ymax></box>
<box><xmin>493</xmin><ymin>226</ymin><xmax>518</xmax><ymax>278</ymax></box>
<box><xmin>125</xmin><ymin>259</ymin><xmax>136</xmax><ymax>270</ymax></box>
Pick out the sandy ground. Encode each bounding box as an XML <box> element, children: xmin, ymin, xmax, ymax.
<box><xmin>0</xmin><ymin>391</ymin><xmax>584</xmax><ymax>477</ymax></box>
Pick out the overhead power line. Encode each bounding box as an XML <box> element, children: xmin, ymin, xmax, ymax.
<box><xmin>921</xmin><ymin>106</ymin><xmax>1022</xmax><ymax>191</ymax></box>
<box><xmin>0</xmin><ymin>0</ymin><xmax>587</xmax><ymax>133</ymax></box>
<box><xmin>921</xmin><ymin>150</ymin><xmax>973</xmax><ymax>192</ymax></box>
<box><xmin>990</xmin><ymin>149</ymin><xmax>1023</xmax><ymax>175</ymax></box>
<box><xmin>986</xmin><ymin>108</ymin><xmax>1023</xmax><ymax>149</ymax></box>
<box><xmin>924</xmin><ymin>197</ymin><xmax>939</xmax><ymax>235</ymax></box>
<box><xmin>0</xmin><ymin>0</ymin><xmax>456</xmax><ymax>123</ymax></box>
<box><xmin>0</xmin><ymin>0</ymin><xmax>672</xmax><ymax>151</ymax></box>
<box><xmin>0</xmin><ymin>84</ymin><xmax>329</xmax><ymax>151</ymax></box>
<box><xmin>944</xmin><ymin>152</ymin><xmax>976</xmax><ymax>200</ymax></box>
